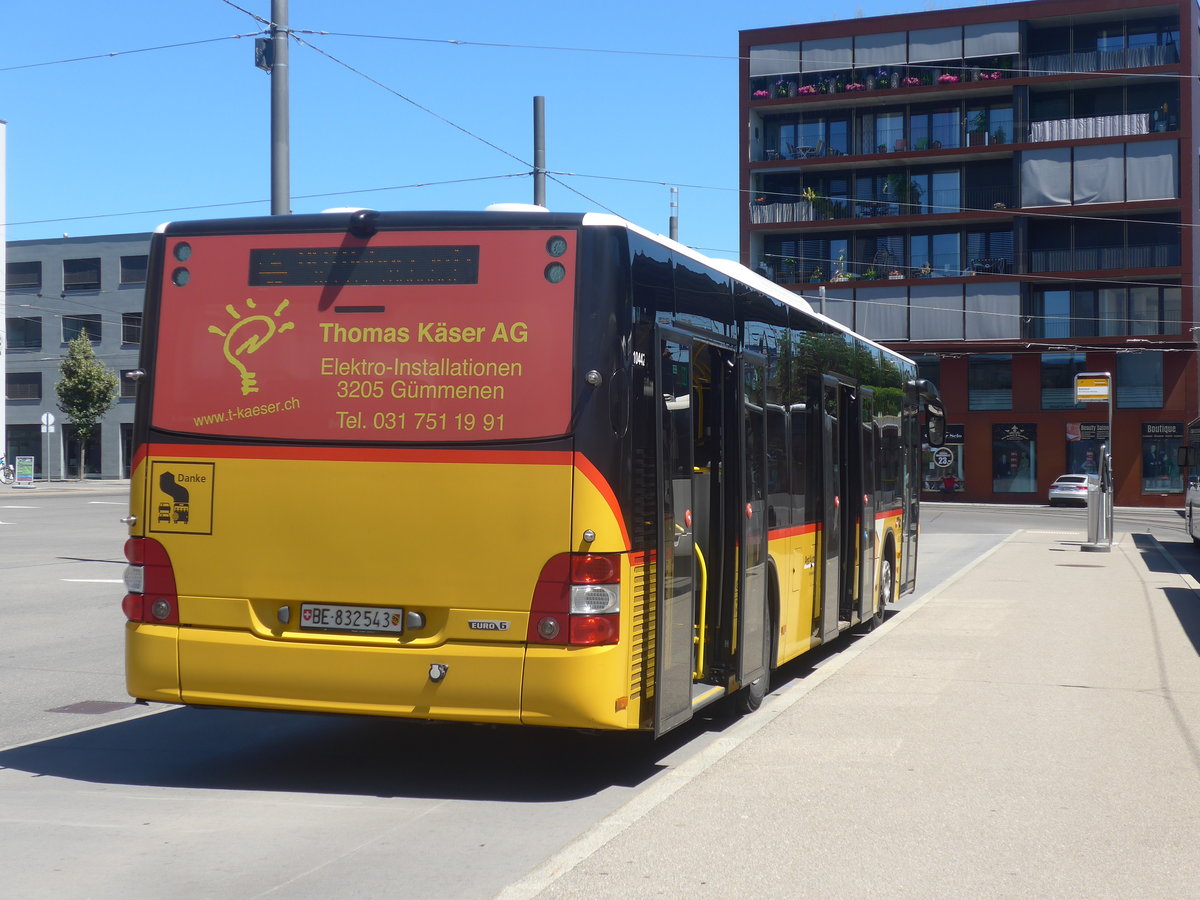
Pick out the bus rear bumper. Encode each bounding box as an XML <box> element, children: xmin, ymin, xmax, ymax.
<box><xmin>126</xmin><ymin>625</ymin><xmax>645</xmax><ymax>730</ymax></box>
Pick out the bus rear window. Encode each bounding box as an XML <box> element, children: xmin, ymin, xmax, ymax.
<box><xmin>149</xmin><ymin>229</ymin><xmax>576</xmax><ymax>442</ymax></box>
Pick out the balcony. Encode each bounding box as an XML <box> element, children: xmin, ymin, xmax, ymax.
<box><xmin>749</xmin><ymin>185</ymin><xmax>1015</xmax><ymax>224</ymax></box>
<box><xmin>1028</xmin><ymin>243</ymin><xmax>1180</xmax><ymax>273</ymax></box>
<box><xmin>1029</xmin><ymin>113</ymin><xmax>1151</xmax><ymax>142</ymax></box>
<box><xmin>750</xmin><ymin>62</ymin><xmax>1012</xmax><ymax>101</ymax></box>
<box><xmin>1026</xmin><ymin>42</ymin><xmax>1178</xmax><ymax>76</ymax></box>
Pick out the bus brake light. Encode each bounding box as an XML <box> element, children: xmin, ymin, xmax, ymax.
<box><xmin>122</xmin><ymin>536</ymin><xmax>179</xmax><ymax>624</ymax></box>
<box><xmin>529</xmin><ymin>552</ymin><xmax>622</xmax><ymax>646</ymax></box>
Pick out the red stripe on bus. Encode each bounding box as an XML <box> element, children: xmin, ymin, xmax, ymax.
<box><xmin>875</xmin><ymin>507</ymin><xmax>903</xmax><ymax>520</ymax></box>
<box><xmin>136</xmin><ymin>443</ymin><xmax>573</xmax><ymax>467</ymax></box>
<box><xmin>767</xmin><ymin>522</ymin><xmax>819</xmax><ymax>540</ymax></box>
<box><xmin>573</xmin><ymin>453</ymin><xmax>632</xmax><ymax>549</ymax></box>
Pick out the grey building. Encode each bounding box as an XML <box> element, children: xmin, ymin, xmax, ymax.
<box><xmin>4</xmin><ymin>232</ymin><xmax>151</xmax><ymax>479</ymax></box>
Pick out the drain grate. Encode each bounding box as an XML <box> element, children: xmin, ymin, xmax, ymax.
<box><xmin>47</xmin><ymin>700</ymin><xmax>137</xmax><ymax>715</ymax></box>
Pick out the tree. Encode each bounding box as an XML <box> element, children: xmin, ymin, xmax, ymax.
<box><xmin>55</xmin><ymin>331</ymin><xmax>119</xmax><ymax>479</ymax></box>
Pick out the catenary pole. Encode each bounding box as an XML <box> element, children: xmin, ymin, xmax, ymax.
<box><xmin>533</xmin><ymin>97</ymin><xmax>546</xmax><ymax>207</ymax></box>
<box><xmin>270</xmin><ymin>0</ymin><xmax>290</xmax><ymax>215</ymax></box>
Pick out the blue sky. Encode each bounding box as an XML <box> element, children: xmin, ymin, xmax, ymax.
<box><xmin>1</xmin><ymin>0</ymin><xmax>977</xmax><ymax>256</ymax></box>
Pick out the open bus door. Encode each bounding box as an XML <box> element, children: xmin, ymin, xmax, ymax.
<box><xmin>736</xmin><ymin>355</ymin><xmax>770</xmax><ymax>693</ymax></box>
<box><xmin>818</xmin><ymin>376</ymin><xmax>864</xmax><ymax>640</ymax></box>
<box><xmin>654</xmin><ymin>335</ymin><xmax>696</xmax><ymax>735</ymax></box>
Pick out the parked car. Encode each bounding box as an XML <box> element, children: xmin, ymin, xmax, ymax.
<box><xmin>1047</xmin><ymin>474</ymin><xmax>1095</xmax><ymax>507</ymax></box>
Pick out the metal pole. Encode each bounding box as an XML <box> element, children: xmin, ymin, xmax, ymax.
<box><xmin>533</xmin><ymin>97</ymin><xmax>546</xmax><ymax>207</ymax></box>
<box><xmin>270</xmin><ymin>0</ymin><xmax>290</xmax><ymax>215</ymax></box>
<box><xmin>669</xmin><ymin>187</ymin><xmax>679</xmax><ymax>241</ymax></box>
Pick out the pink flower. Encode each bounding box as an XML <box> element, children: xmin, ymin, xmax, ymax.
<box><xmin>753</xmin><ymin>90</ymin><xmax>770</xmax><ymax>98</ymax></box>
<box><xmin>937</xmin><ymin>74</ymin><xmax>959</xmax><ymax>83</ymax></box>
<box><xmin>798</xmin><ymin>84</ymin><xmax>818</xmax><ymax>94</ymax></box>
<box><xmin>845</xmin><ymin>82</ymin><xmax>865</xmax><ymax>91</ymax></box>
<box><xmin>902</xmin><ymin>76</ymin><xmax>921</xmax><ymax>86</ymax></box>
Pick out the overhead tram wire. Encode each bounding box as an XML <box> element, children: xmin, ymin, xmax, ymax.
<box><xmin>0</xmin><ymin>34</ymin><xmax>262</xmax><ymax>72</ymax></box>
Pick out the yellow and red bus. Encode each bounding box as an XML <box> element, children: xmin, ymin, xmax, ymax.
<box><xmin>122</xmin><ymin>208</ymin><xmax>943</xmax><ymax>737</ymax></box>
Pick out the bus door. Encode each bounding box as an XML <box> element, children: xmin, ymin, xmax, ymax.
<box><xmin>900</xmin><ymin>383</ymin><xmax>920</xmax><ymax>594</ymax></box>
<box><xmin>858</xmin><ymin>389</ymin><xmax>877</xmax><ymax>622</ymax></box>
<box><xmin>818</xmin><ymin>376</ymin><xmax>862</xmax><ymax>641</ymax></box>
<box><xmin>654</xmin><ymin>335</ymin><xmax>697</xmax><ymax>734</ymax></box>
<box><xmin>737</xmin><ymin>355</ymin><xmax>770</xmax><ymax>688</ymax></box>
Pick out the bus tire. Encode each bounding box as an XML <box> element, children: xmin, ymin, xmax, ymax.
<box><xmin>735</xmin><ymin>570</ymin><xmax>777</xmax><ymax>715</ymax></box>
<box><xmin>871</xmin><ymin>543</ymin><xmax>896</xmax><ymax>630</ymax></box>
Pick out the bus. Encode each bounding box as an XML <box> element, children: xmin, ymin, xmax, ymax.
<box><xmin>122</xmin><ymin>208</ymin><xmax>944</xmax><ymax>738</ymax></box>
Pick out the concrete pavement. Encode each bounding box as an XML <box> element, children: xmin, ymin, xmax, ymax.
<box><xmin>508</xmin><ymin>529</ymin><xmax>1200</xmax><ymax>898</ymax></box>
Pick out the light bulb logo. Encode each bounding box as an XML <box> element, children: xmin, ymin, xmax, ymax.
<box><xmin>208</xmin><ymin>298</ymin><xmax>294</xmax><ymax>395</ymax></box>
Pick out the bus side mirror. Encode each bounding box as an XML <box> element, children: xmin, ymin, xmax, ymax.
<box><xmin>925</xmin><ymin>400</ymin><xmax>946</xmax><ymax>448</ymax></box>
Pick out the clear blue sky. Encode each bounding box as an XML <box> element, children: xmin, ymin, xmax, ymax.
<box><xmin>1</xmin><ymin>0</ymin><xmax>977</xmax><ymax>257</ymax></box>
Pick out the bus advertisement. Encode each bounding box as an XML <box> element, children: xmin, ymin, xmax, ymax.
<box><xmin>122</xmin><ymin>209</ymin><xmax>943</xmax><ymax>738</ymax></box>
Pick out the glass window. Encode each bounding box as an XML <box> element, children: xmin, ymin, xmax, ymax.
<box><xmin>120</xmin><ymin>255</ymin><xmax>148</xmax><ymax>285</ymax></box>
<box><xmin>1072</xmin><ymin>290</ymin><xmax>1098</xmax><ymax>337</ymax></box>
<box><xmin>7</xmin><ymin>260</ymin><xmax>41</xmax><ymax>289</ymax></box>
<box><xmin>992</xmin><ymin>423</ymin><xmax>1037</xmax><ymax>493</ymax></box>
<box><xmin>1034</xmin><ymin>290</ymin><xmax>1072</xmax><ymax>339</ymax></box>
<box><xmin>121</xmin><ymin>312</ymin><xmax>142</xmax><ymax>345</ymax></box>
<box><xmin>63</xmin><ymin>313</ymin><xmax>102</xmax><ymax>344</ymax></box>
<box><xmin>1116</xmin><ymin>351</ymin><xmax>1162</xmax><ymax>408</ymax></box>
<box><xmin>120</xmin><ymin>370</ymin><xmax>139</xmax><ymax>399</ymax></box>
<box><xmin>1098</xmin><ymin>288</ymin><xmax>1126</xmax><ymax>336</ymax></box>
<box><xmin>5</xmin><ymin>316</ymin><xmax>41</xmax><ymax>350</ymax></box>
<box><xmin>1129</xmin><ymin>286</ymin><xmax>1160</xmax><ymax>335</ymax></box>
<box><xmin>969</xmin><ymin>354</ymin><xmax>1012</xmax><ymax>411</ymax></box>
<box><xmin>63</xmin><ymin>258</ymin><xmax>101</xmax><ymax>292</ymax></box>
<box><xmin>5</xmin><ymin>372</ymin><xmax>41</xmax><ymax>401</ymax></box>
<box><xmin>1041</xmin><ymin>352</ymin><xmax>1085</xmax><ymax>409</ymax></box>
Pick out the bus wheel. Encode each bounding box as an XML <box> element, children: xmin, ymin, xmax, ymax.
<box><xmin>735</xmin><ymin>673</ymin><xmax>767</xmax><ymax>714</ymax></box>
<box><xmin>871</xmin><ymin>550</ymin><xmax>895</xmax><ymax>630</ymax></box>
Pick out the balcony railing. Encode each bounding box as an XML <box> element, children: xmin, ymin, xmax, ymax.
<box><xmin>1029</xmin><ymin>113</ymin><xmax>1150</xmax><ymax>142</ymax></box>
<box><xmin>751</xmin><ymin>184</ymin><xmax>1017</xmax><ymax>224</ymax></box>
<box><xmin>1026</xmin><ymin>42</ymin><xmax>1179</xmax><ymax>76</ymax></box>
<box><xmin>1028</xmin><ymin>243</ymin><xmax>1180</xmax><ymax>273</ymax></box>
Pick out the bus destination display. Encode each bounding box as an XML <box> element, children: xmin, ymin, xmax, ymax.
<box><xmin>249</xmin><ymin>246</ymin><xmax>480</xmax><ymax>286</ymax></box>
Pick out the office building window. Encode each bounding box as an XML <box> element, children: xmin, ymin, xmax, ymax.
<box><xmin>6</xmin><ymin>316</ymin><xmax>42</xmax><ymax>350</ymax></box>
<box><xmin>63</xmin><ymin>258</ymin><xmax>102</xmax><ymax>292</ymax></box>
<box><xmin>1116</xmin><ymin>351</ymin><xmax>1163</xmax><ymax>408</ymax></box>
<box><xmin>7</xmin><ymin>260</ymin><xmax>41</xmax><ymax>289</ymax></box>
<box><xmin>1041</xmin><ymin>352</ymin><xmax>1086</xmax><ymax>409</ymax></box>
<box><xmin>122</xmin><ymin>312</ymin><xmax>142</xmax><ymax>345</ymax></box>
<box><xmin>120</xmin><ymin>255</ymin><xmax>148</xmax><ymax>285</ymax></box>
<box><xmin>120</xmin><ymin>370</ymin><xmax>140</xmax><ymax>399</ymax></box>
<box><xmin>6</xmin><ymin>372</ymin><xmax>42</xmax><ymax>401</ymax></box>
<box><xmin>63</xmin><ymin>314</ymin><xmax>102</xmax><ymax>343</ymax></box>
<box><xmin>969</xmin><ymin>354</ymin><xmax>1012</xmax><ymax>410</ymax></box>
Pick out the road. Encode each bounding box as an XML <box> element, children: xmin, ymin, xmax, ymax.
<box><xmin>0</xmin><ymin>489</ymin><xmax>1191</xmax><ymax>898</ymax></box>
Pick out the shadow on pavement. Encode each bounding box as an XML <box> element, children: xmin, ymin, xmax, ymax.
<box><xmin>0</xmin><ymin>699</ymin><xmax>747</xmax><ymax>802</ymax></box>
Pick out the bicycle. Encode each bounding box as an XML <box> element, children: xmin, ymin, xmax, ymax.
<box><xmin>0</xmin><ymin>455</ymin><xmax>14</xmax><ymax>485</ymax></box>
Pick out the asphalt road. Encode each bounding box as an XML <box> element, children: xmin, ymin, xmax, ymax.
<box><xmin>0</xmin><ymin>489</ymin><xmax>1190</xmax><ymax>898</ymax></box>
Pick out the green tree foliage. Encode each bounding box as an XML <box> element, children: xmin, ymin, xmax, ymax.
<box><xmin>55</xmin><ymin>331</ymin><xmax>119</xmax><ymax>478</ymax></box>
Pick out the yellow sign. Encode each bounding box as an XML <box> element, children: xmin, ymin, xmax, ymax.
<box><xmin>1075</xmin><ymin>373</ymin><xmax>1111</xmax><ymax>403</ymax></box>
<box><xmin>148</xmin><ymin>461</ymin><xmax>215</xmax><ymax>535</ymax></box>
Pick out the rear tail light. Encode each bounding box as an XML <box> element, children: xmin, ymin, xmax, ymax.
<box><xmin>529</xmin><ymin>553</ymin><xmax>621</xmax><ymax>646</ymax></box>
<box><xmin>122</xmin><ymin>537</ymin><xmax>179</xmax><ymax>624</ymax></box>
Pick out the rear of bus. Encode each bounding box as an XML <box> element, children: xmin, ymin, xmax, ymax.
<box><xmin>123</xmin><ymin>210</ymin><xmax>646</xmax><ymax>731</ymax></box>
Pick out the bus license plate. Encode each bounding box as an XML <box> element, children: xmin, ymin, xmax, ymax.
<box><xmin>299</xmin><ymin>603</ymin><xmax>404</xmax><ymax>634</ymax></box>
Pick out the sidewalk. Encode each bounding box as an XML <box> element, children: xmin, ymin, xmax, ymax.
<box><xmin>5</xmin><ymin>479</ymin><xmax>129</xmax><ymax>494</ymax></box>
<box><xmin>511</xmin><ymin>530</ymin><xmax>1200</xmax><ymax>898</ymax></box>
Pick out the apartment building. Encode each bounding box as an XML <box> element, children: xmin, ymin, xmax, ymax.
<box><xmin>740</xmin><ymin>0</ymin><xmax>1197</xmax><ymax>507</ymax></box>
<box><xmin>4</xmin><ymin>232</ymin><xmax>151</xmax><ymax>479</ymax></box>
